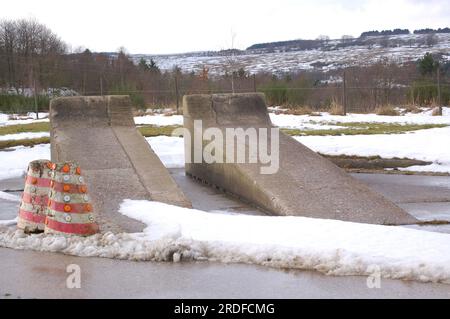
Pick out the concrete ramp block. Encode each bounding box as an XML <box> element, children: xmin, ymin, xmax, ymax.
<box><xmin>183</xmin><ymin>93</ymin><xmax>417</xmax><ymax>225</ymax></box>
<box><xmin>50</xmin><ymin>95</ymin><xmax>191</xmax><ymax>233</ymax></box>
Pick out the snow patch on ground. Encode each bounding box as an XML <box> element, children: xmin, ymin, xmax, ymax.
<box><xmin>2</xmin><ymin>200</ymin><xmax>450</xmax><ymax>284</ymax></box>
<box><xmin>134</xmin><ymin>115</ymin><xmax>183</xmax><ymax>126</ymax></box>
<box><xmin>0</xmin><ymin>132</ymin><xmax>49</xmax><ymax>141</ymax></box>
<box><xmin>0</xmin><ymin>191</ymin><xmax>21</xmax><ymax>202</ymax></box>
<box><xmin>0</xmin><ymin>136</ymin><xmax>182</xmax><ymax>181</ymax></box>
<box><xmin>146</xmin><ymin>136</ymin><xmax>185</xmax><ymax>168</ymax></box>
<box><xmin>132</xmin><ymin>108</ymin><xmax>450</xmax><ymax>130</ymax></box>
<box><xmin>295</xmin><ymin>126</ymin><xmax>450</xmax><ymax>173</ymax></box>
<box><xmin>0</xmin><ymin>218</ymin><xmax>17</xmax><ymax>226</ymax></box>
<box><xmin>0</xmin><ymin>113</ymin><xmax>49</xmax><ymax>127</ymax></box>
<box><xmin>0</xmin><ymin>144</ymin><xmax>50</xmax><ymax>180</ymax></box>
<box><xmin>269</xmin><ymin>107</ymin><xmax>450</xmax><ymax>128</ymax></box>
<box><xmin>0</xmin><ymin>108</ymin><xmax>449</xmax><ymax>180</ymax></box>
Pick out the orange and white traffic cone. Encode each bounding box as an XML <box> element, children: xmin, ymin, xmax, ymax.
<box><xmin>18</xmin><ymin>159</ymin><xmax>54</xmax><ymax>233</ymax></box>
<box><xmin>44</xmin><ymin>161</ymin><xmax>99</xmax><ymax>236</ymax></box>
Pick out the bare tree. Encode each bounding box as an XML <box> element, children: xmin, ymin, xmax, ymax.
<box><xmin>317</xmin><ymin>35</ymin><xmax>330</xmax><ymax>45</ymax></box>
<box><xmin>340</xmin><ymin>35</ymin><xmax>354</xmax><ymax>45</ymax></box>
<box><xmin>425</xmin><ymin>33</ymin><xmax>438</xmax><ymax>47</ymax></box>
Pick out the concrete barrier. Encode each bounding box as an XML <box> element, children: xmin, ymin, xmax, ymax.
<box><xmin>50</xmin><ymin>96</ymin><xmax>191</xmax><ymax>233</ymax></box>
<box><xmin>183</xmin><ymin>93</ymin><xmax>417</xmax><ymax>225</ymax></box>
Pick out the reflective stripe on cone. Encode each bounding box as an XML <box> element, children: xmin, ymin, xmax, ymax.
<box><xmin>21</xmin><ymin>192</ymin><xmax>49</xmax><ymax>206</ymax></box>
<box><xmin>48</xmin><ymin>200</ymin><xmax>91</xmax><ymax>214</ymax></box>
<box><xmin>45</xmin><ymin>218</ymin><xmax>99</xmax><ymax>236</ymax></box>
<box><xmin>19</xmin><ymin>209</ymin><xmax>47</xmax><ymax>224</ymax></box>
<box><xmin>25</xmin><ymin>175</ymin><xmax>51</xmax><ymax>188</ymax></box>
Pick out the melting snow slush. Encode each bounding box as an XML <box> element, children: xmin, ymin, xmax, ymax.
<box><xmin>1</xmin><ymin>200</ymin><xmax>450</xmax><ymax>284</ymax></box>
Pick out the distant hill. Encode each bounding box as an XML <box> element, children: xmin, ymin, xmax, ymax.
<box><xmin>131</xmin><ymin>32</ymin><xmax>450</xmax><ymax>76</ymax></box>
<box><xmin>247</xmin><ymin>39</ymin><xmax>322</xmax><ymax>51</ymax></box>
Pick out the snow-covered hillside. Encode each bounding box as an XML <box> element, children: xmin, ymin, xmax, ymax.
<box><xmin>135</xmin><ymin>33</ymin><xmax>450</xmax><ymax>76</ymax></box>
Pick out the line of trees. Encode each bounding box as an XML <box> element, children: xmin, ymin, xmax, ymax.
<box><xmin>360</xmin><ymin>27</ymin><xmax>450</xmax><ymax>38</ymax></box>
<box><xmin>360</xmin><ymin>29</ymin><xmax>410</xmax><ymax>37</ymax></box>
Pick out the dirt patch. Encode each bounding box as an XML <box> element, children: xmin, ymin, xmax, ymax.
<box><xmin>320</xmin><ymin>154</ymin><xmax>447</xmax><ymax>176</ymax></box>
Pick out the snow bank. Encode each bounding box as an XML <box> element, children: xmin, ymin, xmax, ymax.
<box><xmin>0</xmin><ymin>132</ymin><xmax>49</xmax><ymax>141</ymax></box>
<box><xmin>2</xmin><ymin>200</ymin><xmax>450</xmax><ymax>284</ymax></box>
<box><xmin>120</xmin><ymin>200</ymin><xmax>450</xmax><ymax>283</ymax></box>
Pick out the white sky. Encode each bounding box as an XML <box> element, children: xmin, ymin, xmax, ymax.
<box><xmin>2</xmin><ymin>0</ymin><xmax>449</xmax><ymax>54</ymax></box>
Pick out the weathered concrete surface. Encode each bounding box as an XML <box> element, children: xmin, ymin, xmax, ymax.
<box><xmin>50</xmin><ymin>96</ymin><xmax>191</xmax><ymax>233</ymax></box>
<box><xmin>183</xmin><ymin>93</ymin><xmax>417</xmax><ymax>225</ymax></box>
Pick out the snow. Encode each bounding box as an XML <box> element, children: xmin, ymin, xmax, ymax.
<box><xmin>26</xmin><ymin>112</ymin><xmax>49</xmax><ymax>120</ymax></box>
<box><xmin>0</xmin><ymin>109</ymin><xmax>448</xmax><ymax>180</ymax></box>
<box><xmin>0</xmin><ymin>144</ymin><xmax>50</xmax><ymax>180</ymax></box>
<box><xmin>0</xmin><ymin>218</ymin><xmax>17</xmax><ymax>226</ymax></box>
<box><xmin>0</xmin><ymin>127</ymin><xmax>448</xmax><ymax>181</ymax></box>
<box><xmin>134</xmin><ymin>114</ymin><xmax>183</xmax><ymax>126</ymax></box>
<box><xmin>269</xmin><ymin>108</ymin><xmax>450</xmax><ymax>128</ymax></box>
<box><xmin>295</xmin><ymin>126</ymin><xmax>450</xmax><ymax>173</ymax></box>
<box><xmin>0</xmin><ymin>132</ymin><xmax>49</xmax><ymax>141</ymax></box>
<box><xmin>2</xmin><ymin>200</ymin><xmax>450</xmax><ymax>284</ymax></box>
<box><xmin>0</xmin><ymin>136</ymin><xmax>183</xmax><ymax>181</ymax></box>
<box><xmin>137</xmin><ymin>33</ymin><xmax>450</xmax><ymax>75</ymax></box>
<box><xmin>0</xmin><ymin>191</ymin><xmax>21</xmax><ymax>202</ymax></box>
<box><xmin>146</xmin><ymin>136</ymin><xmax>185</xmax><ymax>168</ymax></box>
<box><xmin>0</xmin><ymin>117</ymin><xmax>48</xmax><ymax>127</ymax></box>
<box><xmin>118</xmin><ymin>200</ymin><xmax>450</xmax><ymax>283</ymax></box>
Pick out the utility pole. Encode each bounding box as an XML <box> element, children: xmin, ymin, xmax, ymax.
<box><xmin>33</xmin><ymin>79</ymin><xmax>39</xmax><ymax>120</ymax></box>
<box><xmin>342</xmin><ymin>70</ymin><xmax>347</xmax><ymax>115</ymax></box>
<box><xmin>437</xmin><ymin>64</ymin><xmax>442</xmax><ymax>115</ymax></box>
<box><xmin>175</xmin><ymin>73</ymin><xmax>180</xmax><ymax>114</ymax></box>
<box><xmin>100</xmin><ymin>76</ymin><xmax>103</xmax><ymax>96</ymax></box>
<box><xmin>83</xmin><ymin>71</ymin><xmax>86</xmax><ymax>96</ymax></box>
<box><xmin>253</xmin><ymin>74</ymin><xmax>257</xmax><ymax>92</ymax></box>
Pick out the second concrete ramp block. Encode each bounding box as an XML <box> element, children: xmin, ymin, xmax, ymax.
<box><xmin>183</xmin><ymin>93</ymin><xmax>417</xmax><ymax>225</ymax></box>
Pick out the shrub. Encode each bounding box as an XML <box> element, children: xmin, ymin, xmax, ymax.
<box><xmin>261</xmin><ymin>83</ymin><xmax>288</xmax><ymax>106</ymax></box>
<box><xmin>376</xmin><ymin>105</ymin><xmax>400</xmax><ymax>116</ymax></box>
<box><xmin>285</xmin><ymin>106</ymin><xmax>313</xmax><ymax>115</ymax></box>
<box><xmin>432</xmin><ymin>107</ymin><xmax>442</xmax><ymax>116</ymax></box>
<box><xmin>401</xmin><ymin>104</ymin><xmax>422</xmax><ymax>114</ymax></box>
<box><xmin>329</xmin><ymin>97</ymin><xmax>345</xmax><ymax>115</ymax></box>
<box><xmin>0</xmin><ymin>94</ymin><xmax>50</xmax><ymax>113</ymax></box>
<box><xmin>410</xmin><ymin>81</ymin><xmax>450</xmax><ymax>106</ymax></box>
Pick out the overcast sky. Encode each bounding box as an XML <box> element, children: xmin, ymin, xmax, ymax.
<box><xmin>2</xmin><ymin>0</ymin><xmax>449</xmax><ymax>54</ymax></box>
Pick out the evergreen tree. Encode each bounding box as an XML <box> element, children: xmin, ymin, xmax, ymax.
<box><xmin>418</xmin><ymin>53</ymin><xmax>438</xmax><ymax>76</ymax></box>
